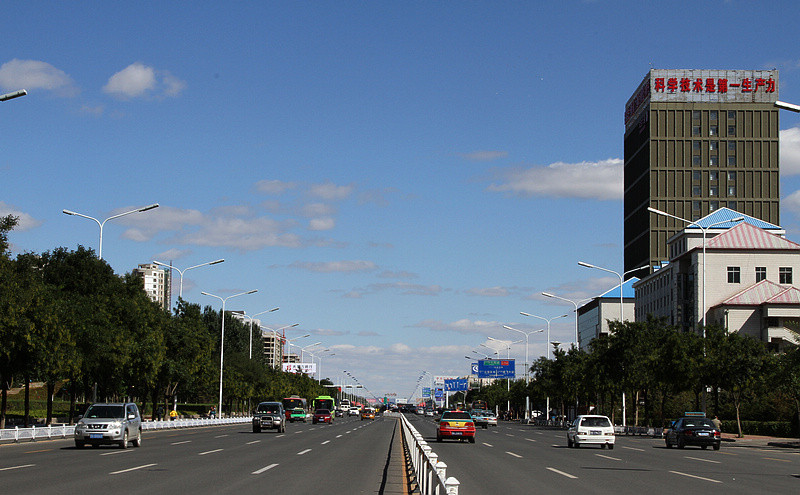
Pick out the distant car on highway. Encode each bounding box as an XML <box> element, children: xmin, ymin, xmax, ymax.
<box><xmin>664</xmin><ymin>417</ymin><xmax>721</xmax><ymax>450</ymax></box>
<box><xmin>485</xmin><ymin>411</ymin><xmax>497</xmax><ymax>427</ymax></box>
<box><xmin>288</xmin><ymin>407</ymin><xmax>306</xmax><ymax>422</ymax></box>
<box><xmin>252</xmin><ymin>402</ymin><xmax>286</xmax><ymax>433</ymax></box>
<box><xmin>348</xmin><ymin>406</ymin><xmax>360</xmax><ymax>416</ymax></box>
<box><xmin>567</xmin><ymin>415</ymin><xmax>615</xmax><ymax>449</ymax></box>
<box><xmin>471</xmin><ymin>410</ymin><xmax>490</xmax><ymax>429</ymax></box>
<box><xmin>360</xmin><ymin>408</ymin><xmax>375</xmax><ymax>420</ymax></box>
<box><xmin>74</xmin><ymin>402</ymin><xmax>142</xmax><ymax>449</ymax></box>
<box><xmin>313</xmin><ymin>409</ymin><xmax>333</xmax><ymax>424</ymax></box>
<box><xmin>436</xmin><ymin>410</ymin><xmax>476</xmax><ymax>443</ymax></box>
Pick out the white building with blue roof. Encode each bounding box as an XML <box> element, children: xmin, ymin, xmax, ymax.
<box><xmin>576</xmin><ymin>278</ymin><xmax>638</xmax><ymax>351</ymax></box>
<box><xmin>634</xmin><ymin>208</ymin><xmax>800</xmax><ymax>346</ymax></box>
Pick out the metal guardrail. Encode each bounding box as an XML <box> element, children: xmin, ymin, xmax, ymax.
<box><xmin>397</xmin><ymin>413</ymin><xmax>460</xmax><ymax>495</ymax></box>
<box><xmin>0</xmin><ymin>416</ymin><xmax>253</xmax><ymax>444</ymax></box>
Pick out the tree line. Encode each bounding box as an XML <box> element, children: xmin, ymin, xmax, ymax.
<box><xmin>0</xmin><ymin>216</ymin><xmax>331</xmax><ymax>428</ymax></box>
<box><xmin>469</xmin><ymin>316</ymin><xmax>800</xmax><ymax>437</ymax></box>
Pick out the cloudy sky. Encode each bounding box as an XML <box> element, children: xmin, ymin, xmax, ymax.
<box><xmin>3</xmin><ymin>1</ymin><xmax>800</xmax><ymax>401</ymax></box>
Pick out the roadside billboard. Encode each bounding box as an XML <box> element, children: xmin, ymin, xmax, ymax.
<box><xmin>477</xmin><ymin>359</ymin><xmax>515</xmax><ymax>379</ymax></box>
<box><xmin>282</xmin><ymin>362</ymin><xmax>316</xmax><ymax>374</ymax></box>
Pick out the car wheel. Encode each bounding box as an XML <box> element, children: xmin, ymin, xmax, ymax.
<box><xmin>608</xmin><ymin>444</ymin><xmax>614</xmax><ymax>450</ymax></box>
<box><xmin>574</xmin><ymin>441</ymin><xmax>580</xmax><ymax>448</ymax></box>
<box><xmin>120</xmin><ymin>430</ymin><xmax>129</xmax><ymax>449</ymax></box>
<box><xmin>567</xmin><ymin>437</ymin><xmax>574</xmax><ymax>448</ymax></box>
<box><xmin>133</xmin><ymin>431</ymin><xmax>142</xmax><ymax>448</ymax></box>
<box><xmin>701</xmin><ymin>445</ymin><xmax>708</xmax><ymax>450</ymax></box>
<box><xmin>713</xmin><ymin>443</ymin><xmax>720</xmax><ymax>451</ymax></box>
<box><xmin>436</xmin><ymin>433</ymin><xmax>442</xmax><ymax>443</ymax></box>
<box><xmin>75</xmin><ymin>440</ymin><xmax>85</xmax><ymax>449</ymax></box>
<box><xmin>468</xmin><ymin>437</ymin><xmax>475</xmax><ymax>444</ymax></box>
<box><xmin>665</xmin><ymin>439</ymin><xmax>672</xmax><ymax>449</ymax></box>
<box><xmin>677</xmin><ymin>439</ymin><xmax>685</xmax><ymax>449</ymax></box>
<box><xmin>601</xmin><ymin>444</ymin><xmax>607</xmax><ymax>449</ymax></box>
<box><xmin>253</xmin><ymin>426</ymin><xmax>261</xmax><ymax>433</ymax></box>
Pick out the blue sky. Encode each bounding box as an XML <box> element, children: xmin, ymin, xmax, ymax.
<box><xmin>3</xmin><ymin>1</ymin><xmax>800</xmax><ymax>401</ymax></box>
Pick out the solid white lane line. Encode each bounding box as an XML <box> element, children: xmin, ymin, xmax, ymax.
<box><xmin>321</xmin><ymin>440</ymin><xmax>331</xmax><ymax>445</ymax></box>
<box><xmin>276</xmin><ymin>434</ymin><xmax>285</xmax><ymax>438</ymax></box>
<box><xmin>685</xmin><ymin>456</ymin><xmax>720</xmax><ymax>464</ymax></box>
<box><xmin>525</xmin><ymin>438</ymin><xmax>536</xmax><ymax>442</ymax></box>
<box><xmin>336</xmin><ymin>435</ymin><xmax>343</xmax><ymax>438</ymax></box>
<box><xmin>100</xmin><ymin>450</ymin><xmax>132</xmax><ymax>456</ymax></box>
<box><xmin>483</xmin><ymin>443</ymin><xmax>493</xmax><ymax>447</ymax></box>
<box><xmin>214</xmin><ymin>434</ymin><xmax>228</xmax><ymax>438</ymax></box>
<box><xmin>506</xmin><ymin>451</ymin><xmax>522</xmax><ymax>458</ymax></box>
<box><xmin>110</xmin><ymin>464</ymin><xmax>157</xmax><ymax>475</ymax></box>
<box><xmin>252</xmin><ymin>463</ymin><xmax>279</xmax><ymax>475</ymax></box>
<box><xmin>171</xmin><ymin>440</ymin><xmax>192</xmax><ymax>445</ymax></box>
<box><xmin>547</xmin><ymin>467</ymin><xmax>577</xmax><ymax>479</ymax></box>
<box><xmin>246</xmin><ymin>440</ymin><xmax>261</xmax><ymax>445</ymax></box>
<box><xmin>0</xmin><ymin>464</ymin><xmax>35</xmax><ymax>471</ymax></box>
<box><xmin>622</xmin><ymin>446</ymin><xmax>644</xmax><ymax>452</ymax></box>
<box><xmin>297</xmin><ymin>449</ymin><xmax>312</xmax><ymax>455</ymax></box>
<box><xmin>596</xmin><ymin>454</ymin><xmax>621</xmax><ymax>461</ymax></box>
<box><xmin>669</xmin><ymin>471</ymin><xmax>721</xmax><ymax>483</ymax></box>
<box><xmin>199</xmin><ymin>449</ymin><xmax>223</xmax><ymax>456</ymax></box>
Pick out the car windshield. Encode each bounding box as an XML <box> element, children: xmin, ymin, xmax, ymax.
<box><xmin>85</xmin><ymin>405</ymin><xmax>125</xmax><ymax>419</ymax></box>
<box><xmin>580</xmin><ymin>417</ymin><xmax>611</xmax><ymax>427</ymax></box>
<box><xmin>684</xmin><ymin>419</ymin><xmax>715</xmax><ymax>428</ymax></box>
<box><xmin>256</xmin><ymin>404</ymin><xmax>280</xmax><ymax>413</ymax></box>
<box><xmin>442</xmin><ymin>412</ymin><xmax>471</xmax><ymax>420</ymax></box>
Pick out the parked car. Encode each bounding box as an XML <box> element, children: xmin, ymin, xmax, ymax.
<box><xmin>665</xmin><ymin>417</ymin><xmax>721</xmax><ymax>450</ymax></box>
<box><xmin>567</xmin><ymin>415</ymin><xmax>615</xmax><ymax>449</ymax></box>
<box><xmin>313</xmin><ymin>409</ymin><xmax>333</xmax><ymax>424</ymax></box>
<box><xmin>436</xmin><ymin>410</ymin><xmax>476</xmax><ymax>443</ymax></box>
<box><xmin>252</xmin><ymin>402</ymin><xmax>286</xmax><ymax>433</ymax></box>
<box><xmin>74</xmin><ymin>402</ymin><xmax>142</xmax><ymax>449</ymax></box>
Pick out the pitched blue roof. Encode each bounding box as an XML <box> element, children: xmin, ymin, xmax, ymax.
<box><xmin>684</xmin><ymin>207</ymin><xmax>780</xmax><ymax>230</ymax></box>
<box><xmin>600</xmin><ymin>277</ymin><xmax>639</xmax><ymax>299</ymax></box>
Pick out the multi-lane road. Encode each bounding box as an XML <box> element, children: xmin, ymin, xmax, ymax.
<box><xmin>4</xmin><ymin>412</ymin><xmax>800</xmax><ymax>494</ymax></box>
<box><xmin>0</xmin><ymin>415</ymin><xmax>398</xmax><ymax>494</ymax></box>
<box><xmin>404</xmin><ymin>413</ymin><xmax>800</xmax><ymax>495</ymax></box>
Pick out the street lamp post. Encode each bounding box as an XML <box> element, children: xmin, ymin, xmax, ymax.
<box><xmin>300</xmin><ymin>342</ymin><xmax>322</xmax><ymax>362</ymax></box>
<box><xmin>541</xmin><ymin>292</ymin><xmax>584</xmax><ymax>347</ymax></box>
<box><xmin>201</xmin><ymin>289</ymin><xmax>258</xmax><ymax>417</ymax></box>
<box><xmin>153</xmin><ymin>259</ymin><xmax>225</xmax><ymax>300</ymax></box>
<box><xmin>235</xmin><ymin>308</ymin><xmax>279</xmax><ymax>359</ymax></box>
<box><xmin>487</xmin><ymin>336</ymin><xmax>523</xmax><ymax>413</ymax></box>
<box><xmin>62</xmin><ymin>204</ymin><xmax>159</xmax><ymax>259</ymax></box>
<box><xmin>775</xmin><ymin>100</ymin><xmax>800</xmax><ymax>112</ymax></box>
<box><xmin>647</xmin><ymin>207</ymin><xmax>743</xmax><ymax>331</ymax></box>
<box><xmin>502</xmin><ymin>325</ymin><xmax>543</xmax><ymax>419</ymax></box>
<box><xmin>519</xmin><ymin>312</ymin><xmax>567</xmax><ymax>422</ymax></box>
<box><xmin>0</xmin><ymin>89</ymin><xmax>27</xmax><ymax>102</ymax></box>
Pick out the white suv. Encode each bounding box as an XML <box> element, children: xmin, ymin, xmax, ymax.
<box><xmin>567</xmin><ymin>415</ymin><xmax>615</xmax><ymax>449</ymax></box>
<box><xmin>74</xmin><ymin>403</ymin><xmax>142</xmax><ymax>449</ymax></box>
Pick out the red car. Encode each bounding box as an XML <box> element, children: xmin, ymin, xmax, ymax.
<box><xmin>312</xmin><ymin>409</ymin><xmax>333</xmax><ymax>424</ymax></box>
<box><xmin>436</xmin><ymin>410</ymin><xmax>476</xmax><ymax>443</ymax></box>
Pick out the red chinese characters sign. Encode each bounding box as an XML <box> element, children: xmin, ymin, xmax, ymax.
<box><xmin>653</xmin><ymin>76</ymin><xmax>776</xmax><ymax>95</ymax></box>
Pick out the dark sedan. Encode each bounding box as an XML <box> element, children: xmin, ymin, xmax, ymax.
<box><xmin>665</xmin><ymin>417</ymin><xmax>721</xmax><ymax>450</ymax></box>
<box><xmin>312</xmin><ymin>409</ymin><xmax>333</xmax><ymax>424</ymax></box>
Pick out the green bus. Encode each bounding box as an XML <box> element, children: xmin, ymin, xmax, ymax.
<box><xmin>312</xmin><ymin>395</ymin><xmax>336</xmax><ymax>416</ymax></box>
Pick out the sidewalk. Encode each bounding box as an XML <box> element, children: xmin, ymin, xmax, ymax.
<box><xmin>720</xmin><ymin>432</ymin><xmax>800</xmax><ymax>449</ymax></box>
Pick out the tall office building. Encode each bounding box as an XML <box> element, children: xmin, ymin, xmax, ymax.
<box><xmin>134</xmin><ymin>263</ymin><xmax>172</xmax><ymax>311</ymax></box>
<box><xmin>624</xmin><ymin>69</ymin><xmax>780</xmax><ymax>275</ymax></box>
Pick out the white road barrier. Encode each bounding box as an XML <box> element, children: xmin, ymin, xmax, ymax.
<box><xmin>396</xmin><ymin>412</ymin><xmax>460</xmax><ymax>495</ymax></box>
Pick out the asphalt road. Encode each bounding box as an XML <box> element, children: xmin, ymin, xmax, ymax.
<box><xmin>404</xmin><ymin>413</ymin><xmax>800</xmax><ymax>495</ymax></box>
<box><xmin>0</xmin><ymin>414</ymin><xmax>396</xmax><ymax>495</ymax></box>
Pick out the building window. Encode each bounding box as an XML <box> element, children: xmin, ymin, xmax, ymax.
<box><xmin>710</xmin><ymin>125</ymin><xmax>718</xmax><ymax>136</ymax></box>
<box><xmin>709</xmin><ymin>171</ymin><xmax>718</xmax><ymax>181</ymax></box>
<box><xmin>727</xmin><ymin>110</ymin><xmax>736</xmax><ymax>120</ymax></box>
<box><xmin>727</xmin><ymin>171</ymin><xmax>736</xmax><ymax>181</ymax></box>
<box><xmin>692</xmin><ymin>170</ymin><xmax>701</xmax><ymax>181</ymax></box>
<box><xmin>728</xmin><ymin>141</ymin><xmax>736</xmax><ymax>152</ymax></box>
<box><xmin>709</xmin><ymin>200</ymin><xmax>719</xmax><ymax>212</ymax></box>
<box><xmin>692</xmin><ymin>200</ymin><xmax>701</xmax><ymax>211</ymax></box>
<box><xmin>728</xmin><ymin>156</ymin><xmax>736</xmax><ymax>166</ymax></box>
<box><xmin>693</xmin><ymin>110</ymin><xmax>701</xmax><ymax>120</ymax></box>
<box><xmin>710</xmin><ymin>110</ymin><xmax>718</xmax><ymax>121</ymax></box>
<box><xmin>756</xmin><ymin>267</ymin><xmax>766</xmax><ymax>282</ymax></box>
<box><xmin>692</xmin><ymin>126</ymin><xmax>701</xmax><ymax>136</ymax></box>
<box><xmin>709</xmin><ymin>186</ymin><xmax>718</xmax><ymax>196</ymax></box>
<box><xmin>727</xmin><ymin>200</ymin><xmax>737</xmax><ymax>210</ymax></box>
<box><xmin>692</xmin><ymin>185</ymin><xmax>701</xmax><ymax>197</ymax></box>
<box><xmin>693</xmin><ymin>140</ymin><xmax>701</xmax><ymax>151</ymax></box>
<box><xmin>693</xmin><ymin>155</ymin><xmax>701</xmax><ymax>166</ymax></box>
<box><xmin>780</xmin><ymin>267</ymin><xmax>793</xmax><ymax>284</ymax></box>
<box><xmin>710</xmin><ymin>155</ymin><xmax>718</xmax><ymax>166</ymax></box>
<box><xmin>727</xmin><ymin>266</ymin><xmax>741</xmax><ymax>283</ymax></box>
<box><xmin>709</xmin><ymin>141</ymin><xmax>718</xmax><ymax>151</ymax></box>
<box><xmin>728</xmin><ymin>185</ymin><xmax>736</xmax><ymax>196</ymax></box>
<box><xmin>728</xmin><ymin>126</ymin><xmax>736</xmax><ymax>136</ymax></box>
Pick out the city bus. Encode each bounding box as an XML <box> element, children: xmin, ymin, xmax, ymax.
<box><xmin>312</xmin><ymin>395</ymin><xmax>336</xmax><ymax>418</ymax></box>
<box><xmin>282</xmin><ymin>395</ymin><xmax>308</xmax><ymax>421</ymax></box>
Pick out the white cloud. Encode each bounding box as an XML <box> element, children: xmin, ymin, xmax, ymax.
<box><xmin>152</xmin><ymin>248</ymin><xmax>192</xmax><ymax>261</ymax></box>
<box><xmin>308</xmin><ymin>217</ymin><xmax>335</xmax><ymax>231</ymax></box>
<box><xmin>415</xmin><ymin>318</ymin><xmax>506</xmax><ymax>335</ymax></box>
<box><xmin>301</xmin><ymin>203</ymin><xmax>335</xmax><ymax>217</ymax></box>
<box><xmin>290</xmin><ymin>260</ymin><xmax>378</xmax><ymax>273</ymax></box>
<box><xmin>783</xmin><ymin>190</ymin><xmax>800</xmax><ymax>217</ymax></box>
<box><xmin>378</xmin><ymin>270</ymin><xmax>418</xmax><ymax>279</ymax></box>
<box><xmin>488</xmin><ymin>158</ymin><xmax>622</xmax><ymax>200</ymax></box>
<box><xmin>0</xmin><ymin>59</ymin><xmax>77</xmax><ymax>96</ymax></box>
<box><xmin>465</xmin><ymin>286</ymin><xmax>510</xmax><ymax>297</ymax></box>
<box><xmin>458</xmin><ymin>150</ymin><xmax>509</xmax><ymax>162</ymax></box>
<box><xmin>309</xmin><ymin>181</ymin><xmax>355</xmax><ymax>200</ymax></box>
<box><xmin>781</xmin><ymin>127</ymin><xmax>800</xmax><ymax>175</ymax></box>
<box><xmin>255</xmin><ymin>179</ymin><xmax>296</xmax><ymax>195</ymax></box>
<box><xmin>0</xmin><ymin>202</ymin><xmax>42</xmax><ymax>231</ymax></box>
<box><xmin>103</xmin><ymin>62</ymin><xmax>185</xmax><ymax>99</ymax></box>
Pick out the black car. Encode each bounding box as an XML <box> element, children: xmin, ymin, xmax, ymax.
<box><xmin>665</xmin><ymin>417</ymin><xmax>721</xmax><ymax>450</ymax></box>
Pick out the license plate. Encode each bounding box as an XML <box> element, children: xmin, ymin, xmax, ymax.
<box><xmin>452</xmin><ymin>432</ymin><xmax>462</xmax><ymax>436</ymax></box>
<box><xmin>590</xmin><ymin>430</ymin><xmax>601</xmax><ymax>435</ymax></box>
<box><xmin>697</xmin><ymin>432</ymin><xmax>709</xmax><ymax>437</ymax></box>
<box><xmin>90</xmin><ymin>433</ymin><xmax>103</xmax><ymax>439</ymax></box>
